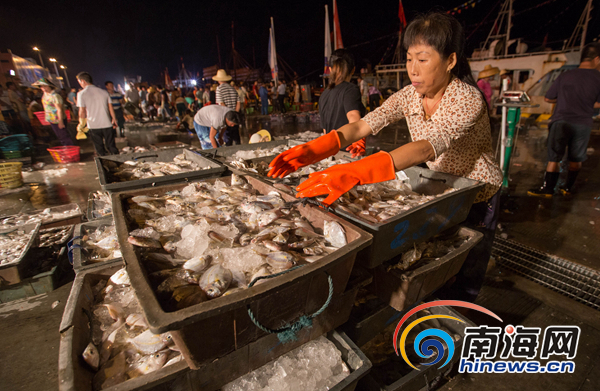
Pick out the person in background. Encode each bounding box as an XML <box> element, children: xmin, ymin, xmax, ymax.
<box><xmin>269</xmin><ymin>12</ymin><xmax>503</xmax><ymax>303</ymax></box>
<box><xmin>105</xmin><ymin>81</ymin><xmax>125</xmax><ymax>137</ymax></box>
<box><xmin>214</xmin><ymin>69</ymin><xmax>242</xmax><ymax>145</ymax></box>
<box><xmin>259</xmin><ymin>82</ymin><xmax>269</xmax><ymax>115</ymax></box>
<box><xmin>277</xmin><ymin>80</ymin><xmax>287</xmax><ymax>113</ymax></box>
<box><xmin>293</xmin><ymin>80</ymin><xmax>301</xmax><ymax>106</ymax></box>
<box><xmin>67</xmin><ymin>88</ymin><xmax>78</xmax><ymax>120</ymax></box>
<box><xmin>139</xmin><ymin>86</ymin><xmax>148</xmax><ymax>116</ymax></box>
<box><xmin>6</xmin><ymin>82</ymin><xmax>30</xmax><ymax>124</ymax></box>
<box><xmin>32</xmin><ymin>78</ymin><xmax>74</xmax><ymax>146</ymax></box>
<box><xmin>77</xmin><ymin>72</ymin><xmax>118</xmax><ymax>155</ymax></box>
<box><xmin>175</xmin><ymin>89</ymin><xmax>188</xmax><ymax>119</ymax></box>
<box><xmin>528</xmin><ymin>43</ymin><xmax>600</xmax><ymax>197</ymax></box>
<box><xmin>157</xmin><ymin>85</ymin><xmax>174</xmax><ymax>121</ymax></box>
<box><xmin>193</xmin><ymin>86</ymin><xmax>201</xmax><ymax>103</ymax></box>
<box><xmin>476</xmin><ymin>65</ymin><xmax>499</xmax><ymax>109</ymax></box>
<box><xmin>209</xmin><ymin>84</ymin><xmax>217</xmax><ymax>106</ymax></box>
<box><xmin>318</xmin><ymin>48</ymin><xmax>366</xmax><ymax>157</ymax></box>
<box><xmin>203</xmin><ymin>86</ymin><xmax>211</xmax><ymax>106</ymax></box>
<box><xmin>368</xmin><ymin>83</ymin><xmax>383</xmax><ymax>111</ymax></box>
<box><xmin>270</xmin><ymin>81</ymin><xmax>278</xmax><ymax>112</ymax></box>
<box><xmin>193</xmin><ymin>104</ymin><xmax>242</xmax><ymax>149</ymax></box>
<box><xmin>357</xmin><ymin>76</ymin><xmax>369</xmax><ymax>109</ymax></box>
<box><xmin>499</xmin><ymin>69</ymin><xmax>512</xmax><ymax>92</ymax></box>
<box><xmin>235</xmin><ymin>83</ymin><xmax>247</xmax><ymax>115</ymax></box>
<box><xmin>125</xmin><ymin>82</ymin><xmax>141</xmax><ymax>119</ymax></box>
<box><xmin>0</xmin><ymin>84</ymin><xmax>16</xmax><ymax>120</ymax></box>
<box><xmin>176</xmin><ymin>109</ymin><xmax>195</xmax><ymax>133</ymax></box>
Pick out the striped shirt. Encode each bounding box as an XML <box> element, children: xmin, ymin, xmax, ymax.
<box><xmin>108</xmin><ymin>92</ymin><xmax>123</xmax><ymax>110</ymax></box>
<box><xmin>215</xmin><ymin>83</ymin><xmax>240</xmax><ymax>110</ymax></box>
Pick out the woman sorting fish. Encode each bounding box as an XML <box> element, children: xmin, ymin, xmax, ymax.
<box><xmin>268</xmin><ymin>12</ymin><xmax>503</xmax><ymax>303</ymax></box>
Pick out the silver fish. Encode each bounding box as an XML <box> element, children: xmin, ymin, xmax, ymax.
<box><xmin>199</xmin><ymin>264</ymin><xmax>233</xmax><ymax>298</ymax></box>
<box><xmin>82</xmin><ymin>342</ymin><xmax>100</xmax><ymax>370</ymax></box>
<box><xmin>109</xmin><ymin>268</ymin><xmax>130</xmax><ymax>286</ymax></box>
<box><xmin>125</xmin><ymin>314</ymin><xmax>148</xmax><ymax>328</ymax></box>
<box><xmin>182</xmin><ymin>255</ymin><xmax>211</xmax><ymax>273</ymax></box>
<box><xmin>128</xmin><ymin>236</ymin><xmax>162</xmax><ymax>248</ymax></box>
<box><xmin>239</xmin><ymin>233</ymin><xmax>253</xmax><ymax>246</ymax></box>
<box><xmin>323</xmin><ymin>221</ymin><xmax>347</xmax><ymax>248</ymax></box>
<box><xmin>262</xmin><ymin>240</ymin><xmax>284</xmax><ymax>251</ymax></box>
<box><xmin>231</xmin><ymin>173</ymin><xmax>247</xmax><ymax>186</ymax></box>
<box><xmin>130</xmin><ymin>330</ymin><xmax>172</xmax><ymax>355</ymax></box>
<box><xmin>266</xmin><ymin>251</ymin><xmax>295</xmax><ymax>270</ymax></box>
<box><xmin>249</xmin><ymin>265</ymin><xmax>271</xmax><ymax>285</ymax></box>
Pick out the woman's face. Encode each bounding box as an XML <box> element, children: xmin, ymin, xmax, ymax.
<box><xmin>406</xmin><ymin>44</ymin><xmax>456</xmax><ymax>96</ymax></box>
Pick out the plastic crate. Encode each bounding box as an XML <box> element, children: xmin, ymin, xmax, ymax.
<box><xmin>95</xmin><ymin>148</ymin><xmax>225</xmax><ymax>192</ymax></box>
<box><xmin>111</xmin><ymin>175</ymin><xmax>373</xmax><ymax>369</ymax></box>
<box><xmin>0</xmin><ymin>223</ymin><xmax>41</xmax><ymax>285</ymax></box>
<box><xmin>58</xmin><ymin>264</ymin><xmax>189</xmax><ymax>391</ymax></box>
<box><xmin>332</xmin><ymin>166</ymin><xmax>485</xmax><ymax>268</ymax></box>
<box><xmin>69</xmin><ymin>217</ymin><xmax>123</xmax><ymax>273</ymax></box>
<box><xmin>0</xmin><ymin>162</ymin><xmax>23</xmax><ymax>189</ymax></box>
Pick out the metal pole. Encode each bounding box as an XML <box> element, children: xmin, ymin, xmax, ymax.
<box><xmin>580</xmin><ymin>0</ymin><xmax>592</xmax><ymax>50</ymax></box>
<box><xmin>37</xmin><ymin>52</ymin><xmax>45</xmax><ymax>69</ymax></box>
<box><xmin>505</xmin><ymin>0</ymin><xmax>513</xmax><ymax>56</ymax></box>
<box><xmin>500</xmin><ymin>105</ymin><xmax>507</xmax><ymax>169</ymax></box>
<box><xmin>52</xmin><ymin>62</ymin><xmax>63</xmax><ymax>88</ymax></box>
<box><xmin>62</xmin><ymin>68</ymin><xmax>71</xmax><ymax>88</ymax></box>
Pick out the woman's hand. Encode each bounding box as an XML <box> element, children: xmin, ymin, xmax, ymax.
<box><xmin>296</xmin><ymin>152</ymin><xmax>397</xmax><ymax>205</ymax></box>
<box><xmin>268</xmin><ymin>131</ymin><xmax>341</xmax><ymax>178</ymax></box>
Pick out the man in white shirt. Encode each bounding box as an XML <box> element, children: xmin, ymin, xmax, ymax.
<box><xmin>277</xmin><ymin>80</ymin><xmax>287</xmax><ymax>113</ymax></box>
<box><xmin>193</xmin><ymin>105</ymin><xmax>241</xmax><ymax>149</ymax></box>
<box><xmin>76</xmin><ymin>72</ymin><xmax>119</xmax><ymax>156</ymax></box>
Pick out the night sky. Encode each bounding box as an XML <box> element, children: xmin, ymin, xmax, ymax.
<box><xmin>2</xmin><ymin>0</ymin><xmax>598</xmax><ymax>87</ymax></box>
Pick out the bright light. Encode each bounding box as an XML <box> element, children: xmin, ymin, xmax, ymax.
<box><xmin>124</xmin><ymin>84</ymin><xmax>131</xmax><ymax>91</ymax></box>
<box><xmin>60</xmin><ymin>65</ymin><xmax>66</xmax><ymax>69</ymax></box>
<box><xmin>9</xmin><ymin>70</ymin><xmax>15</xmax><ymax>76</ymax></box>
<box><xmin>191</xmin><ymin>80</ymin><xmax>197</xmax><ymax>86</ymax></box>
<box><xmin>49</xmin><ymin>58</ymin><xmax>56</xmax><ymax>62</ymax></box>
<box><xmin>33</xmin><ymin>47</ymin><xmax>39</xmax><ymax>51</ymax></box>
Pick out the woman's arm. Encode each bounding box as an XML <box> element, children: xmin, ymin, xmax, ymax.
<box><xmin>346</xmin><ymin>109</ymin><xmax>361</xmax><ymax>124</ymax></box>
<box><xmin>335</xmin><ymin>120</ymin><xmax>372</xmax><ymax>149</ymax></box>
<box><xmin>388</xmin><ymin>140</ymin><xmax>435</xmax><ymax>171</ymax></box>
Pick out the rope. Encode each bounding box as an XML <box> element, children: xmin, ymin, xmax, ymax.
<box><xmin>247</xmin><ymin>266</ymin><xmax>334</xmax><ymax>344</ymax></box>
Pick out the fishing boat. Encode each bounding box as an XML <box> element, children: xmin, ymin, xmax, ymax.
<box><xmin>468</xmin><ymin>0</ymin><xmax>593</xmax><ymax>115</ymax></box>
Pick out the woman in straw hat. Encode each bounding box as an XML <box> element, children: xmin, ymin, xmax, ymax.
<box><xmin>477</xmin><ymin>65</ymin><xmax>499</xmax><ymax>109</ymax></box>
<box><xmin>32</xmin><ymin>78</ymin><xmax>74</xmax><ymax>146</ymax></box>
<box><xmin>269</xmin><ymin>12</ymin><xmax>503</xmax><ymax>302</ymax></box>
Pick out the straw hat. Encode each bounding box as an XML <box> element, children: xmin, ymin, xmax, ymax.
<box><xmin>500</xmin><ymin>69</ymin><xmax>511</xmax><ymax>76</ymax></box>
<box><xmin>213</xmin><ymin>69</ymin><xmax>232</xmax><ymax>82</ymax></box>
<box><xmin>249</xmin><ymin>129</ymin><xmax>271</xmax><ymax>144</ymax></box>
<box><xmin>32</xmin><ymin>78</ymin><xmax>56</xmax><ymax>88</ymax></box>
<box><xmin>478</xmin><ymin>65</ymin><xmax>500</xmax><ymax>80</ymax></box>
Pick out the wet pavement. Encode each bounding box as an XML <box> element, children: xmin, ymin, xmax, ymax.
<box><xmin>0</xmin><ymin>113</ymin><xmax>599</xmax><ymax>390</ymax></box>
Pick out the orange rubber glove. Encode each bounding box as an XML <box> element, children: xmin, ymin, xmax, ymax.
<box><xmin>296</xmin><ymin>151</ymin><xmax>397</xmax><ymax>205</ymax></box>
<box><xmin>345</xmin><ymin>138</ymin><xmax>366</xmax><ymax>158</ymax></box>
<box><xmin>268</xmin><ymin>131</ymin><xmax>341</xmax><ymax>178</ymax></box>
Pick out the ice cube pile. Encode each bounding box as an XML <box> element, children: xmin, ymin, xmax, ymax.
<box><xmin>82</xmin><ymin>223</ymin><xmax>122</xmax><ymax>264</ymax></box>
<box><xmin>0</xmin><ymin>205</ymin><xmax>81</xmax><ymax>230</ymax></box>
<box><xmin>222</xmin><ymin>336</ymin><xmax>350</xmax><ymax>391</ymax></box>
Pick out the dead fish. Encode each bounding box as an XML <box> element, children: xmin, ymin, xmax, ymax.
<box><xmin>162</xmin><ymin>240</ymin><xmax>177</xmax><ymax>253</ymax></box>
<box><xmin>303</xmin><ymin>246</ymin><xmax>326</xmax><ymax>256</ymax></box>
<box><xmin>266</xmin><ymin>251</ymin><xmax>295</xmax><ymax>270</ymax></box>
<box><xmin>231</xmin><ymin>173</ymin><xmax>247</xmax><ymax>186</ymax></box>
<box><xmin>182</xmin><ymin>255</ymin><xmax>211</xmax><ymax>273</ymax></box>
<box><xmin>272</xmin><ymin>232</ymin><xmax>290</xmax><ymax>245</ymax></box>
<box><xmin>128</xmin><ymin>236</ymin><xmax>162</xmax><ymax>248</ymax></box>
<box><xmin>323</xmin><ymin>221</ymin><xmax>347</xmax><ymax>248</ymax></box>
<box><xmin>164</xmin><ymin>354</ymin><xmax>184</xmax><ymax>367</ymax></box>
<box><xmin>262</xmin><ymin>240</ymin><xmax>284</xmax><ymax>251</ymax></box>
<box><xmin>239</xmin><ymin>233</ymin><xmax>252</xmax><ymax>246</ymax></box>
<box><xmin>258</xmin><ymin>210</ymin><xmax>282</xmax><ymax>228</ymax></box>
<box><xmin>103</xmin><ymin>303</ymin><xmax>125</xmax><ymax>322</ymax></box>
<box><xmin>240</xmin><ymin>200</ymin><xmax>272</xmax><ymax>214</ymax></box>
<box><xmin>199</xmin><ymin>264</ymin><xmax>233</xmax><ymax>298</ymax></box>
<box><xmin>130</xmin><ymin>330</ymin><xmax>172</xmax><ymax>355</ymax></box>
<box><xmin>208</xmin><ymin>230</ymin><xmax>226</xmax><ymax>243</ymax></box>
<box><xmin>109</xmin><ymin>268</ymin><xmax>130</xmax><ymax>286</ymax></box>
<box><xmin>125</xmin><ymin>314</ymin><xmax>148</xmax><ymax>329</ymax></box>
<box><xmin>127</xmin><ymin>350</ymin><xmax>170</xmax><ymax>379</ymax></box>
<box><xmin>288</xmin><ymin>238</ymin><xmax>316</xmax><ymax>249</ymax></box>
<box><xmin>177</xmin><ymin>290</ymin><xmax>208</xmax><ymax>309</ymax></box>
<box><xmin>294</xmin><ymin>227</ymin><xmax>323</xmax><ymax>239</ymax></box>
<box><xmin>82</xmin><ymin>342</ymin><xmax>100</xmax><ymax>370</ymax></box>
<box><xmin>249</xmin><ymin>265</ymin><xmax>271</xmax><ymax>286</ymax></box>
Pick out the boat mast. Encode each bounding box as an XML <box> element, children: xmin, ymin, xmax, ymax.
<box><xmin>567</xmin><ymin>0</ymin><xmax>593</xmax><ymax>50</ymax></box>
<box><xmin>482</xmin><ymin>0</ymin><xmax>513</xmax><ymax>57</ymax></box>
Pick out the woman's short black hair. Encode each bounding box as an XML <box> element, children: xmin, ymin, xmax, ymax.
<box><xmin>403</xmin><ymin>12</ymin><xmax>478</xmax><ymax>90</ymax></box>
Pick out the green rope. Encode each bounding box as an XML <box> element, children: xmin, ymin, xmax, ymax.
<box><xmin>247</xmin><ymin>266</ymin><xmax>334</xmax><ymax>344</ymax></box>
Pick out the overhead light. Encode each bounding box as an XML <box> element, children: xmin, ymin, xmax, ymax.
<box><xmin>9</xmin><ymin>70</ymin><xmax>15</xmax><ymax>76</ymax></box>
<box><xmin>60</xmin><ymin>65</ymin><xmax>66</xmax><ymax>69</ymax></box>
<box><xmin>33</xmin><ymin>47</ymin><xmax>39</xmax><ymax>51</ymax></box>
<box><xmin>191</xmin><ymin>80</ymin><xmax>197</xmax><ymax>86</ymax></box>
<box><xmin>49</xmin><ymin>58</ymin><xmax>56</xmax><ymax>62</ymax></box>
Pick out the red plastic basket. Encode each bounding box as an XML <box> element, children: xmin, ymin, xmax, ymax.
<box><xmin>47</xmin><ymin>146</ymin><xmax>80</xmax><ymax>163</ymax></box>
<box><xmin>34</xmin><ymin>111</ymin><xmax>72</xmax><ymax>126</ymax></box>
